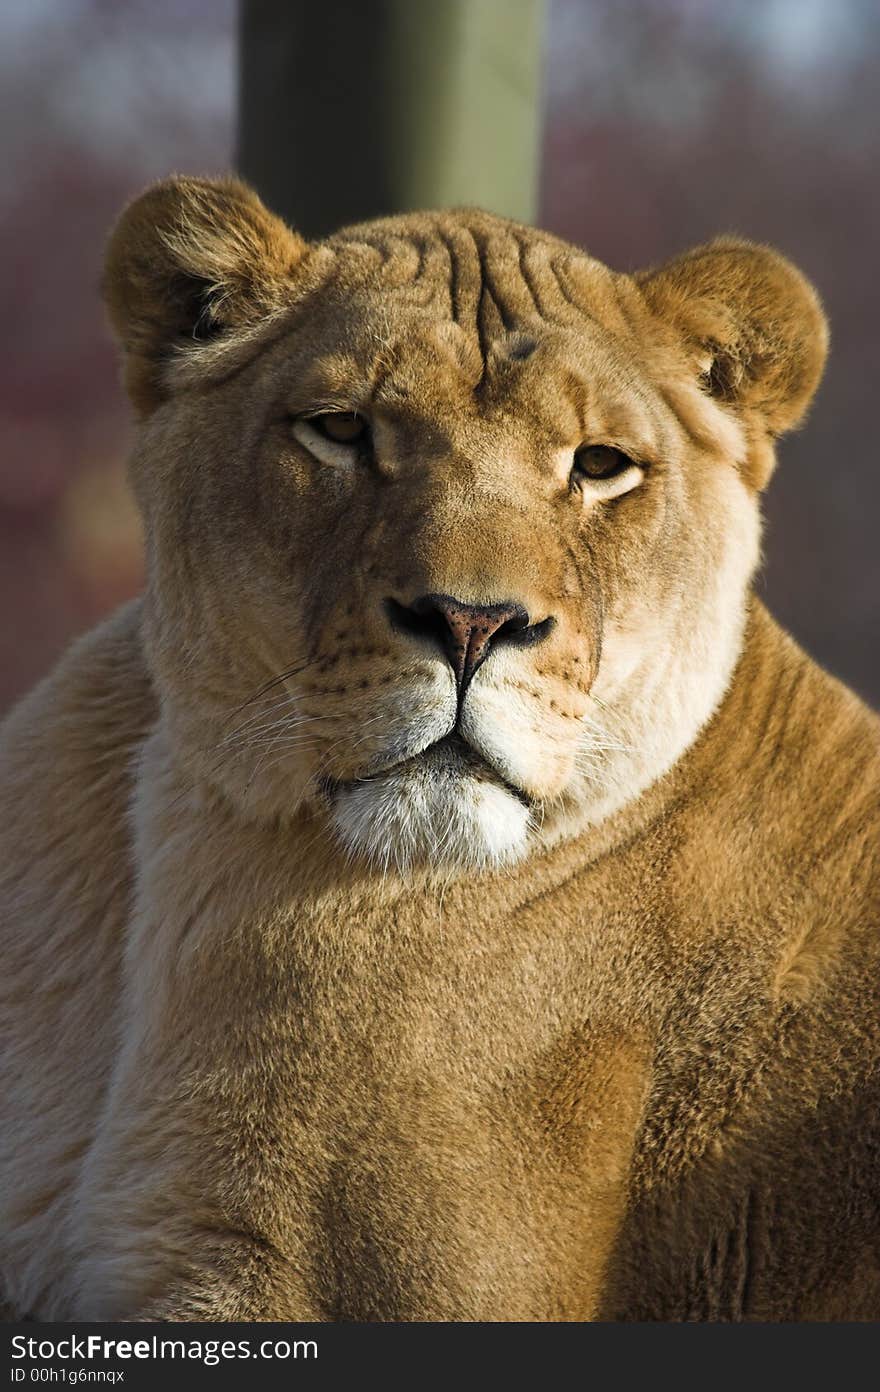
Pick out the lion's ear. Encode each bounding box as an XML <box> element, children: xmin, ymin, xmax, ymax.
<box><xmin>103</xmin><ymin>175</ymin><xmax>308</xmax><ymax>412</ymax></box>
<box><xmin>636</xmin><ymin>237</ymin><xmax>828</xmax><ymax>487</ymax></box>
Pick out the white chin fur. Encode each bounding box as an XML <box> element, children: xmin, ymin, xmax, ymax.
<box><xmin>330</xmin><ymin>748</ymin><xmax>531</xmax><ymax>873</ymax></box>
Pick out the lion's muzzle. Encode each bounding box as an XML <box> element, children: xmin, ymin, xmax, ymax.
<box><xmin>385</xmin><ymin>592</ymin><xmax>554</xmax><ymax>694</ymax></box>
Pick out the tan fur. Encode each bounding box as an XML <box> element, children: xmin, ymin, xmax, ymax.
<box><xmin>1</xmin><ymin>177</ymin><xmax>877</xmax><ymax>1321</ymax></box>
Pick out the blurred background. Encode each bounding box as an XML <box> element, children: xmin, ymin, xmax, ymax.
<box><xmin>1</xmin><ymin>0</ymin><xmax>877</xmax><ymax>715</ymax></box>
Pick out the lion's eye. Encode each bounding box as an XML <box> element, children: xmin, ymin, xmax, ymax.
<box><xmin>572</xmin><ymin>444</ymin><xmax>632</xmax><ymax>481</ymax></box>
<box><xmin>307</xmin><ymin>412</ymin><xmax>368</xmax><ymax>445</ymax></box>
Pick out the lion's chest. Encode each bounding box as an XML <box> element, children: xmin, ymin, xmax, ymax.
<box><xmin>104</xmin><ymin>813</ymin><xmax>671</xmax><ymax>1319</ymax></box>
<box><xmin>223</xmin><ymin>904</ymin><xmax>652</xmax><ymax>1320</ymax></box>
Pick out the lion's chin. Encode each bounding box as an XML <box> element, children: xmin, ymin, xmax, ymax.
<box><xmin>328</xmin><ymin>739</ymin><xmax>532</xmax><ymax>873</ymax></box>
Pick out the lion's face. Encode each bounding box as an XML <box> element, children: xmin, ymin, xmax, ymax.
<box><xmin>106</xmin><ymin>180</ymin><xmax>826</xmax><ymax>872</ymax></box>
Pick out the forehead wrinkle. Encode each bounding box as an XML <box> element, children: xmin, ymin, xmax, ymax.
<box><xmin>320</xmin><ymin>222</ymin><xmax>580</xmax><ymax>392</ymax></box>
<box><xmin>288</xmin><ymin>223</ymin><xmax>673</xmax><ymax>451</ymax></box>
<box><xmin>430</xmin><ymin>224</ymin><xmax>482</xmax><ymax>335</ymax></box>
<box><xmin>331</xmin><ymin>213</ymin><xmax>632</xmax><ymax>337</ymax></box>
<box><xmin>384</xmin><ymin>222</ymin><xmax>541</xmax><ymax>382</ymax></box>
<box><xmin>512</xmin><ymin>236</ymin><xmax>598</xmax><ymax>329</ymax></box>
<box><xmin>553</xmin><ymin>255</ymin><xmax>635</xmax><ymax>336</ymax></box>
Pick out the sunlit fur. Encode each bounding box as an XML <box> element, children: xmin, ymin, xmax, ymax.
<box><xmin>1</xmin><ymin>178</ymin><xmax>878</xmax><ymax>1322</ymax></box>
<box><xmin>331</xmin><ymin>740</ymin><xmax>531</xmax><ymax>875</ymax></box>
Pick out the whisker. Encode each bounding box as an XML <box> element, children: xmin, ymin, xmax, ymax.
<box><xmin>222</xmin><ymin>655</ymin><xmax>324</xmax><ymax>724</ymax></box>
<box><xmin>586</xmin><ymin>692</ymin><xmax>613</xmax><ymax>714</ymax></box>
<box><xmin>217</xmin><ymin>692</ymin><xmax>310</xmax><ymax>746</ymax></box>
<box><xmin>218</xmin><ymin>711</ymin><xmax>331</xmax><ymax>753</ymax></box>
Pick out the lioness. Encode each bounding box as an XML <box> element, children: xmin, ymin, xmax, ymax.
<box><xmin>1</xmin><ymin>177</ymin><xmax>877</xmax><ymax>1322</ymax></box>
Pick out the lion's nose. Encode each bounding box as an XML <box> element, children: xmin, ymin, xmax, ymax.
<box><xmin>385</xmin><ymin>593</ymin><xmax>554</xmax><ymax>690</ymax></box>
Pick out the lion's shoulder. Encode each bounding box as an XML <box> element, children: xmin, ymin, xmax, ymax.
<box><xmin>0</xmin><ymin>597</ymin><xmax>153</xmax><ymax>789</ymax></box>
<box><xmin>0</xmin><ymin>598</ymin><xmax>155</xmax><ymax>944</ymax></box>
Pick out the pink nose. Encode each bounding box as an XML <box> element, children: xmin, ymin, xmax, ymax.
<box><xmin>386</xmin><ymin>592</ymin><xmax>552</xmax><ymax>691</ymax></box>
<box><xmin>431</xmin><ymin>598</ymin><xmax>526</xmax><ymax>685</ymax></box>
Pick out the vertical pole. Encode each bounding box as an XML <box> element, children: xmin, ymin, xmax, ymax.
<box><xmin>238</xmin><ymin>0</ymin><xmax>546</xmax><ymax>236</ymax></box>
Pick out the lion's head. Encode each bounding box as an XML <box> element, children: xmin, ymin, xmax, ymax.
<box><xmin>104</xmin><ymin>177</ymin><xmax>827</xmax><ymax>872</ymax></box>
